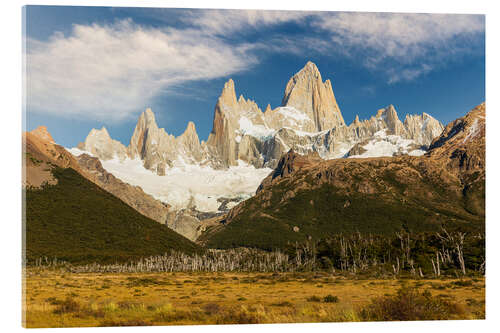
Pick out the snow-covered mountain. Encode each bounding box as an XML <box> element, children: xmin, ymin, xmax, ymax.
<box><xmin>75</xmin><ymin>61</ymin><xmax>444</xmax><ymax>173</ymax></box>
<box><xmin>69</xmin><ymin>61</ymin><xmax>445</xmax><ymax>239</ymax></box>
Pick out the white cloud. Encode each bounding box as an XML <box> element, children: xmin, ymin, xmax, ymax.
<box><xmin>27</xmin><ymin>19</ymin><xmax>259</xmax><ymax>121</ymax></box>
<box><xmin>26</xmin><ymin>10</ymin><xmax>314</xmax><ymax>121</ymax></box>
<box><xmin>27</xmin><ymin>11</ymin><xmax>484</xmax><ymax>121</ymax></box>
<box><xmin>312</xmin><ymin>12</ymin><xmax>484</xmax><ymax>82</ymax></box>
<box><xmin>387</xmin><ymin>64</ymin><xmax>432</xmax><ymax>84</ymax></box>
<box><xmin>183</xmin><ymin>9</ymin><xmax>311</xmax><ymax>35</ymax></box>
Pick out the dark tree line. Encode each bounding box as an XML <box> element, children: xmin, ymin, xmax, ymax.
<box><xmin>28</xmin><ymin>229</ymin><xmax>484</xmax><ymax>276</ymax></box>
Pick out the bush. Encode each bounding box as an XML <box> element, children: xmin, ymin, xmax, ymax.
<box><xmin>203</xmin><ymin>303</ymin><xmax>221</xmax><ymax>315</ymax></box>
<box><xmin>99</xmin><ymin>319</ymin><xmax>151</xmax><ymax>327</ymax></box>
<box><xmin>359</xmin><ymin>286</ymin><xmax>464</xmax><ymax>321</ymax></box>
<box><xmin>216</xmin><ymin>308</ymin><xmax>260</xmax><ymax>324</ymax></box>
<box><xmin>272</xmin><ymin>301</ymin><xmax>293</xmax><ymax>307</ymax></box>
<box><xmin>323</xmin><ymin>295</ymin><xmax>339</xmax><ymax>303</ymax></box>
<box><xmin>306</xmin><ymin>296</ymin><xmax>321</xmax><ymax>302</ymax></box>
<box><xmin>452</xmin><ymin>280</ymin><xmax>473</xmax><ymax>287</ymax></box>
<box><xmin>52</xmin><ymin>297</ymin><xmax>80</xmax><ymax>314</ymax></box>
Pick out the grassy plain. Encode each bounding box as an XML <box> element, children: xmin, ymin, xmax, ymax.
<box><xmin>23</xmin><ymin>269</ymin><xmax>485</xmax><ymax>327</ymax></box>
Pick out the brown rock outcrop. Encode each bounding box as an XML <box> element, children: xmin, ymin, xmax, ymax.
<box><xmin>30</xmin><ymin>125</ymin><xmax>55</xmax><ymax>143</ymax></box>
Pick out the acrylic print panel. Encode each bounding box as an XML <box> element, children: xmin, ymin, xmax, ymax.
<box><xmin>22</xmin><ymin>5</ymin><xmax>485</xmax><ymax>328</ymax></box>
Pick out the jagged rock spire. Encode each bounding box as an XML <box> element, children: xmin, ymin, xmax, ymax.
<box><xmin>281</xmin><ymin>61</ymin><xmax>345</xmax><ymax>131</ymax></box>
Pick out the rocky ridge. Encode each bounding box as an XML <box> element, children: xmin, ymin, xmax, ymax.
<box><xmin>78</xmin><ymin>62</ymin><xmax>444</xmax><ymax>172</ymax></box>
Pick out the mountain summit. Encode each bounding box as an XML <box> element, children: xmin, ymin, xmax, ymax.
<box><xmin>281</xmin><ymin>61</ymin><xmax>345</xmax><ymax>131</ymax></box>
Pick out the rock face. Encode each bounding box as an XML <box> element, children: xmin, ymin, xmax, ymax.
<box><xmin>427</xmin><ymin>103</ymin><xmax>485</xmax><ymax>216</ymax></box>
<box><xmin>24</xmin><ymin>127</ymin><xmax>84</xmax><ymax>188</ymax></box>
<box><xmin>205</xmin><ymin>79</ymin><xmax>269</xmax><ymax>168</ymax></box>
<box><xmin>165</xmin><ymin>210</ymin><xmax>204</xmax><ymax>242</ymax></box>
<box><xmin>199</xmin><ymin>104</ymin><xmax>485</xmax><ymax>249</ymax></box>
<box><xmin>428</xmin><ymin>103</ymin><xmax>485</xmax><ymax>173</ymax></box>
<box><xmin>128</xmin><ymin>108</ymin><xmax>204</xmax><ymax>174</ymax></box>
<box><xmin>278</xmin><ymin>61</ymin><xmax>345</xmax><ymax>131</ymax></box>
<box><xmin>405</xmin><ymin>112</ymin><xmax>445</xmax><ymax>146</ymax></box>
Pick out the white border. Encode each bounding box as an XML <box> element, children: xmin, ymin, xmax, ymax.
<box><xmin>2</xmin><ymin>1</ymin><xmax>498</xmax><ymax>333</ymax></box>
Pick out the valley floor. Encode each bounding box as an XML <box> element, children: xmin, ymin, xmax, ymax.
<box><xmin>23</xmin><ymin>270</ymin><xmax>485</xmax><ymax>327</ymax></box>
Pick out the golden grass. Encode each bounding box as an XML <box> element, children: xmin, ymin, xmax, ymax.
<box><xmin>23</xmin><ymin>269</ymin><xmax>485</xmax><ymax>327</ymax></box>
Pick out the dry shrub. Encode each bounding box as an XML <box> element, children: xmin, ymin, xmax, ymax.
<box><xmin>272</xmin><ymin>301</ymin><xmax>293</xmax><ymax>307</ymax></box>
<box><xmin>52</xmin><ymin>297</ymin><xmax>80</xmax><ymax>314</ymax></box>
<box><xmin>323</xmin><ymin>295</ymin><xmax>339</xmax><ymax>303</ymax></box>
<box><xmin>99</xmin><ymin>319</ymin><xmax>151</xmax><ymax>326</ymax></box>
<box><xmin>203</xmin><ymin>303</ymin><xmax>221</xmax><ymax>315</ymax></box>
<box><xmin>216</xmin><ymin>307</ymin><xmax>260</xmax><ymax>324</ymax></box>
<box><xmin>306</xmin><ymin>295</ymin><xmax>321</xmax><ymax>302</ymax></box>
<box><xmin>359</xmin><ymin>286</ymin><xmax>465</xmax><ymax>321</ymax></box>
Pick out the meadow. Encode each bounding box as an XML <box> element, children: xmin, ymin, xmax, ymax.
<box><xmin>23</xmin><ymin>269</ymin><xmax>485</xmax><ymax>327</ymax></box>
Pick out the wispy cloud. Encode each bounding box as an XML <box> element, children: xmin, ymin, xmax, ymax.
<box><xmin>312</xmin><ymin>12</ymin><xmax>484</xmax><ymax>83</ymax></box>
<box><xmin>26</xmin><ymin>19</ymin><xmax>259</xmax><ymax>121</ymax></box>
<box><xmin>26</xmin><ymin>9</ymin><xmax>315</xmax><ymax>121</ymax></box>
<box><xmin>183</xmin><ymin>9</ymin><xmax>311</xmax><ymax>35</ymax></box>
<box><xmin>26</xmin><ymin>10</ymin><xmax>484</xmax><ymax>121</ymax></box>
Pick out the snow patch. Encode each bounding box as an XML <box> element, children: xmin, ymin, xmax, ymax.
<box><xmin>66</xmin><ymin>147</ymin><xmax>90</xmax><ymax>157</ymax></box>
<box><xmin>463</xmin><ymin>118</ymin><xmax>481</xmax><ymax>143</ymax></box>
<box><xmin>225</xmin><ymin>201</ymin><xmax>239</xmax><ymax>210</ymax></box>
<box><xmin>284</xmin><ymin>127</ymin><xmax>330</xmax><ymax>137</ymax></box>
<box><xmin>277</xmin><ymin>106</ymin><xmax>310</xmax><ymax>122</ymax></box>
<box><xmin>408</xmin><ymin>149</ymin><xmax>426</xmax><ymax>156</ymax></box>
<box><xmin>273</xmin><ymin>106</ymin><xmax>314</xmax><ymax>130</ymax></box>
<box><xmin>238</xmin><ymin>116</ymin><xmax>275</xmax><ymax>140</ymax></box>
<box><xmin>95</xmin><ymin>156</ymin><xmax>272</xmax><ymax>213</ymax></box>
<box><xmin>349</xmin><ymin>131</ymin><xmax>421</xmax><ymax>158</ymax></box>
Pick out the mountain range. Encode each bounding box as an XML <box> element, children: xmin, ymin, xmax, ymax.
<box><xmin>67</xmin><ymin>62</ymin><xmax>447</xmax><ymax>240</ymax></box>
<box><xmin>76</xmin><ymin>62</ymin><xmax>444</xmax><ymax>171</ymax></box>
<box><xmin>23</xmin><ymin>127</ymin><xmax>200</xmax><ymax>264</ymax></box>
<box><xmin>200</xmin><ymin>103</ymin><xmax>485</xmax><ymax>249</ymax></box>
<box><xmin>23</xmin><ymin>61</ymin><xmax>485</xmax><ymax>259</ymax></box>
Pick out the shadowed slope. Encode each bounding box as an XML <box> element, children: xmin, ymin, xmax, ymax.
<box><xmin>25</xmin><ymin>167</ymin><xmax>201</xmax><ymax>264</ymax></box>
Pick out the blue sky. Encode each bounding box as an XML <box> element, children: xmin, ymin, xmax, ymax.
<box><xmin>24</xmin><ymin>6</ymin><xmax>485</xmax><ymax>147</ymax></box>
